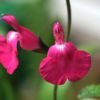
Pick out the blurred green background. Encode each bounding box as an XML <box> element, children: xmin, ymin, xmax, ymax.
<box><xmin>0</xmin><ymin>0</ymin><xmax>100</xmax><ymax>100</ymax></box>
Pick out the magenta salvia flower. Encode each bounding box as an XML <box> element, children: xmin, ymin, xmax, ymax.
<box><xmin>0</xmin><ymin>31</ymin><xmax>19</xmax><ymax>74</ymax></box>
<box><xmin>39</xmin><ymin>22</ymin><xmax>91</xmax><ymax>85</ymax></box>
<box><xmin>1</xmin><ymin>14</ymin><xmax>41</xmax><ymax>50</ymax></box>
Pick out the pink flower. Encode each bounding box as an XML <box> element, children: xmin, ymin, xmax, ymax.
<box><xmin>39</xmin><ymin>22</ymin><xmax>91</xmax><ymax>85</ymax></box>
<box><xmin>1</xmin><ymin>14</ymin><xmax>41</xmax><ymax>50</ymax></box>
<box><xmin>0</xmin><ymin>31</ymin><xmax>19</xmax><ymax>75</ymax></box>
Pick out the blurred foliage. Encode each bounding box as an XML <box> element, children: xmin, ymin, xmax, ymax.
<box><xmin>37</xmin><ymin>81</ymin><xmax>71</xmax><ymax>100</ymax></box>
<box><xmin>78</xmin><ymin>85</ymin><xmax>100</xmax><ymax>99</ymax></box>
<box><xmin>79</xmin><ymin>45</ymin><xmax>99</xmax><ymax>55</ymax></box>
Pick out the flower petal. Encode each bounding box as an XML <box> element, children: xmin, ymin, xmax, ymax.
<box><xmin>47</xmin><ymin>42</ymin><xmax>77</xmax><ymax>58</ymax></box>
<box><xmin>0</xmin><ymin>35</ymin><xmax>6</xmax><ymax>41</ymax></box>
<box><xmin>0</xmin><ymin>33</ymin><xmax>19</xmax><ymax>75</ymax></box>
<box><xmin>18</xmin><ymin>26</ymin><xmax>40</xmax><ymax>50</ymax></box>
<box><xmin>1</xmin><ymin>51</ymin><xmax>19</xmax><ymax>75</ymax></box>
<box><xmin>39</xmin><ymin>42</ymin><xmax>77</xmax><ymax>85</ymax></box>
<box><xmin>39</xmin><ymin>57</ymin><xmax>68</xmax><ymax>85</ymax></box>
<box><xmin>67</xmin><ymin>50</ymin><xmax>91</xmax><ymax>82</ymax></box>
<box><xmin>7</xmin><ymin>31</ymin><xmax>19</xmax><ymax>50</ymax></box>
<box><xmin>53</xmin><ymin>22</ymin><xmax>64</xmax><ymax>44</ymax></box>
<box><xmin>1</xmin><ymin>14</ymin><xmax>40</xmax><ymax>50</ymax></box>
<box><xmin>0</xmin><ymin>35</ymin><xmax>7</xmax><ymax>52</ymax></box>
<box><xmin>1</xmin><ymin>14</ymin><xmax>19</xmax><ymax>29</ymax></box>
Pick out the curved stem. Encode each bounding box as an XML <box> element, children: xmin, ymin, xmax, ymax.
<box><xmin>66</xmin><ymin>0</ymin><xmax>71</xmax><ymax>41</ymax></box>
<box><xmin>53</xmin><ymin>85</ymin><xmax>58</xmax><ymax>100</ymax></box>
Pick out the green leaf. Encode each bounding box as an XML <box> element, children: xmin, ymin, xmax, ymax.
<box><xmin>78</xmin><ymin>85</ymin><xmax>100</xmax><ymax>99</ymax></box>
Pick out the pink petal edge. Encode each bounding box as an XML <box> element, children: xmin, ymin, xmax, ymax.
<box><xmin>67</xmin><ymin>50</ymin><xmax>91</xmax><ymax>82</ymax></box>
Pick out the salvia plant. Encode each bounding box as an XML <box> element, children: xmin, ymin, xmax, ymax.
<box><xmin>0</xmin><ymin>0</ymin><xmax>92</xmax><ymax>100</ymax></box>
